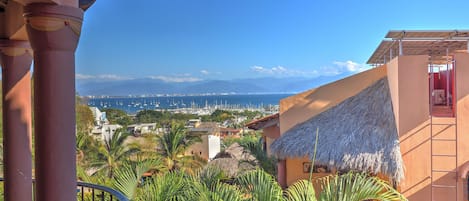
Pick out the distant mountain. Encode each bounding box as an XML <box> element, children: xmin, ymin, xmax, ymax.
<box><xmin>76</xmin><ymin>73</ymin><xmax>352</xmax><ymax>96</ymax></box>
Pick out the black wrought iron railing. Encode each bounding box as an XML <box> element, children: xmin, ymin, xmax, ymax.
<box><xmin>77</xmin><ymin>181</ymin><xmax>129</xmax><ymax>201</ymax></box>
<box><xmin>0</xmin><ymin>178</ymin><xmax>129</xmax><ymax>201</ymax></box>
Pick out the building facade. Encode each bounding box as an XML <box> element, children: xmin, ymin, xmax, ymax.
<box><xmin>271</xmin><ymin>30</ymin><xmax>469</xmax><ymax>201</ymax></box>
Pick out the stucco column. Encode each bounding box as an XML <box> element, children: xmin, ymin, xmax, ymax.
<box><xmin>278</xmin><ymin>159</ymin><xmax>287</xmax><ymax>188</ymax></box>
<box><xmin>24</xmin><ymin>4</ymin><xmax>83</xmax><ymax>201</ymax></box>
<box><xmin>0</xmin><ymin>40</ymin><xmax>33</xmax><ymax>201</ymax></box>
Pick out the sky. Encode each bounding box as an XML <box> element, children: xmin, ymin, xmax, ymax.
<box><xmin>76</xmin><ymin>0</ymin><xmax>469</xmax><ymax>83</ymax></box>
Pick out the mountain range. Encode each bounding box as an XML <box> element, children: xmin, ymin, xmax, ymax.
<box><xmin>76</xmin><ymin>74</ymin><xmax>351</xmax><ymax>96</ymax></box>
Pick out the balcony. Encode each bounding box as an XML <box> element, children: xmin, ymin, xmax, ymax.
<box><xmin>0</xmin><ymin>178</ymin><xmax>129</xmax><ymax>201</ymax></box>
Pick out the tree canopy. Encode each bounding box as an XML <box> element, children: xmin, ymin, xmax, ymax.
<box><xmin>102</xmin><ymin>108</ymin><xmax>134</xmax><ymax>126</ymax></box>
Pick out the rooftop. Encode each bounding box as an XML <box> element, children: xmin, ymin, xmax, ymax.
<box><xmin>245</xmin><ymin>113</ymin><xmax>279</xmax><ymax>130</ymax></box>
<box><xmin>368</xmin><ymin>30</ymin><xmax>469</xmax><ymax>65</ymax></box>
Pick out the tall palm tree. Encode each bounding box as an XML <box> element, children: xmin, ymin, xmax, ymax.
<box><xmin>155</xmin><ymin>123</ymin><xmax>205</xmax><ymax>172</ymax></box>
<box><xmin>92</xmin><ymin>129</ymin><xmax>140</xmax><ymax>178</ymax></box>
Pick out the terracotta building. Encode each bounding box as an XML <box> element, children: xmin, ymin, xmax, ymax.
<box><xmin>271</xmin><ymin>30</ymin><xmax>469</xmax><ymax>201</ymax></box>
<box><xmin>186</xmin><ymin>121</ymin><xmax>221</xmax><ymax>161</ymax></box>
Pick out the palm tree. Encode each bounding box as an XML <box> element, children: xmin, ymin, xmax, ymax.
<box><xmin>92</xmin><ymin>129</ymin><xmax>140</xmax><ymax>178</ymax></box>
<box><xmin>239</xmin><ymin>139</ymin><xmax>277</xmax><ymax>176</ymax></box>
<box><xmin>196</xmin><ymin>165</ymin><xmax>228</xmax><ymax>190</ymax></box>
<box><xmin>110</xmin><ymin>165</ymin><xmax>406</xmax><ymax>201</ymax></box>
<box><xmin>139</xmin><ymin>171</ymin><xmax>190</xmax><ymax>201</ymax></box>
<box><xmin>139</xmin><ymin>167</ymin><xmax>242</xmax><ymax>201</ymax></box>
<box><xmin>188</xmin><ymin>179</ymin><xmax>243</xmax><ymax>201</ymax></box>
<box><xmin>76</xmin><ymin>131</ymin><xmax>99</xmax><ymax>167</ymax></box>
<box><xmin>235</xmin><ymin>169</ymin><xmax>407</xmax><ymax>201</ymax></box>
<box><xmin>283</xmin><ymin>179</ymin><xmax>317</xmax><ymax>201</ymax></box>
<box><xmin>317</xmin><ymin>172</ymin><xmax>406</xmax><ymax>201</ymax></box>
<box><xmin>236</xmin><ymin>168</ymin><xmax>284</xmax><ymax>201</ymax></box>
<box><xmin>155</xmin><ymin>123</ymin><xmax>205</xmax><ymax>172</ymax></box>
<box><xmin>112</xmin><ymin>158</ymin><xmax>164</xmax><ymax>200</ymax></box>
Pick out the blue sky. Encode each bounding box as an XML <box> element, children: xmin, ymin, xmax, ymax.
<box><xmin>76</xmin><ymin>0</ymin><xmax>469</xmax><ymax>82</ymax></box>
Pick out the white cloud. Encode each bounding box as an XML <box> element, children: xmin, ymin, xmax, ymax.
<box><xmin>251</xmin><ymin>65</ymin><xmax>291</xmax><ymax>74</ymax></box>
<box><xmin>333</xmin><ymin>60</ymin><xmax>370</xmax><ymax>73</ymax></box>
<box><xmin>250</xmin><ymin>61</ymin><xmax>370</xmax><ymax>78</ymax></box>
<box><xmin>251</xmin><ymin>65</ymin><xmax>317</xmax><ymax>77</ymax></box>
<box><xmin>200</xmin><ymin>70</ymin><xmax>222</xmax><ymax>76</ymax></box>
<box><xmin>97</xmin><ymin>74</ymin><xmax>132</xmax><ymax>80</ymax></box>
<box><xmin>200</xmin><ymin>70</ymin><xmax>210</xmax><ymax>75</ymax></box>
<box><xmin>76</xmin><ymin>73</ymin><xmax>95</xmax><ymax>79</ymax></box>
<box><xmin>75</xmin><ymin>74</ymin><xmax>132</xmax><ymax>80</ymax></box>
<box><xmin>148</xmin><ymin>75</ymin><xmax>202</xmax><ymax>83</ymax></box>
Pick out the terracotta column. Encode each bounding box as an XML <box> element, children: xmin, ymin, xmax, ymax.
<box><xmin>0</xmin><ymin>40</ymin><xmax>33</xmax><ymax>201</ymax></box>
<box><xmin>278</xmin><ymin>159</ymin><xmax>287</xmax><ymax>188</ymax></box>
<box><xmin>24</xmin><ymin>4</ymin><xmax>83</xmax><ymax>201</ymax></box>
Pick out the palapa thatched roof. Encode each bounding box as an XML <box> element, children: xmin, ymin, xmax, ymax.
<box><xmin>208</xmin><ymin>158</ymin><xmax>255</xmax><ymax>178</ymax></box>
<box><xmin>215</xmin><ymin>142</ymin><xmax>256</xmax><ymax>161</ymax></box>
<box><xmin>270</xmin><ymin>78</ymin><xmax>404</xmax><ymax>182</ymax></box>
<box><xmin>209</xmin><ymin>143</ymin><xmax>256</xmax><ymax>177</ymax></box>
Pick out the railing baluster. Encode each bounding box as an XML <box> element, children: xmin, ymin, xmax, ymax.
<box><xmin>92</xmin><ymin>188</ymin><xmax>95</xmax><ymax>201</ymax></box>
<box><xmin>81</xmin><ymin>186</ymin><xmax>84</xmax><ymax>201</ymax></box>
<box><xmin>101</xmin><ymin>191</ymin><xmax>105</xmax><ymax>201</ymax></box>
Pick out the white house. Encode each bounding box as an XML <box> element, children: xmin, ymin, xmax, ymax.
<box><xmin>92</xmin><ymin>124</ymin><xmax>122</xmax><ymax>141</ymax></box>
<box><xmin>127</xmin><ymin>123</ymin><xmax>162</xmax><ymax>136</ymax></box>
<box><xmin>89</xmin><ymin>106</ymin><xmax>108</xmax><ymax>126</ymax></box>
<box><xmin>186</xmin><ymin>122</ymin><xmax>221</xmax><ymax>161</ymax></box>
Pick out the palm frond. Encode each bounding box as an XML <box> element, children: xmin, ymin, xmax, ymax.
<box><xmin>197</xmin><ymin>166</ymin><xmax>227</xmax><ymax>189</ymax></box>
<box><xmin>189</xmin><ymin>180</ymin><xmax>243</xmax><ymax>201</ymax></box>
<box><xmin>284</xmin><ymin>180</ymin><xmax>317</xmax><ymax>201</ymax></box>
<box><xmin>112</xmin><ymin>158</ymin><xmax>162</xmax><ymax>199</ymax></box>
<box><xmin>236</xmin><ymin>169</ymin><xmax>283</xmax><ymax>201</ymax></box>
<box><xmin>318</xmin><ymin>172</ymin><xmax>407</xmax><ymax>201</ymax></box>
<box><xmin>138</xmin><ymin>171</ymin><xmax>190</xmax><ymax>201</ymax></box>
<box><xmin>156</xmin><ymin>123</ymin><xmax>204</xmax><ymax>171</ymax></box>
<box><xmin>239</xmin><ymin>140</ymin><xmax>277</xmax><ymax>176</ymax></box>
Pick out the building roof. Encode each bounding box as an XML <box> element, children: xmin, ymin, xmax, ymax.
<box><xmin>368</xmin><ymin>30</ymin><xmax>469</xmax><ymax>65</ymax></box>
<box><xmin>245</xmin><ymin>113</ymin><xmax>279</xmax><ymax>130</ymax></box>
<box><xmin>219</xmin><ymin>128</ymin><xmax>240</xmax><ymax>133</ymax></box>
<box><xmin>188</xmin><ymin>122</ymin><xmax>220</xmax><ymax>135</ymax></box>
<box><xmin>270</xmin><ymin>78</ymin><xmax>404</xmax><ymax>182</ymax></box>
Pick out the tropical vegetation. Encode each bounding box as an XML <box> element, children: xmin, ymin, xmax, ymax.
<box><xmin>0</xmin><ymin>95</ymin><xmax>408</xmax><ymax>200</ymax></box>
<box><xmin>155</xmin><ymin>123</ymin><xmax>205</xmax><ymax>172</ymax></box>
<box><xmin>71</xmin><ymin>100</ymin><xmax>407</xmax><ymax>201</ymax></box>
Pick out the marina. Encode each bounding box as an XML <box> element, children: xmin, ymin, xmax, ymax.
<box><xmin>86</xmin><ymin>94</ymin><xmax>291</xmax><ymax>114</ymax></box>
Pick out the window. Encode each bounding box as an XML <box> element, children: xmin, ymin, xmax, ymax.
<box><xmin>303</xmin><ymin>162</ymin><xmax>331</xmax><ymax>173</ymax></box>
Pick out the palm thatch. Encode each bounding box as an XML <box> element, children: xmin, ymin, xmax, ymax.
<box><xmin>208</xmin><ymin>158</ymin><xmax>255</xmax><ymax>178</ymax></box>
<box><xmin>209</xmin><ymin>143</ymin><xmax>256</xmax><ymax>177</ymax></box>
<box><xmin>215</xmin><ymin>143</ymin><xmax>256</xmax><ymax>161</ymax></box>
<box><xmin>271</xmin><ymin>78</ymin><xmax>404</xmax><ymax>182</ymax></box>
